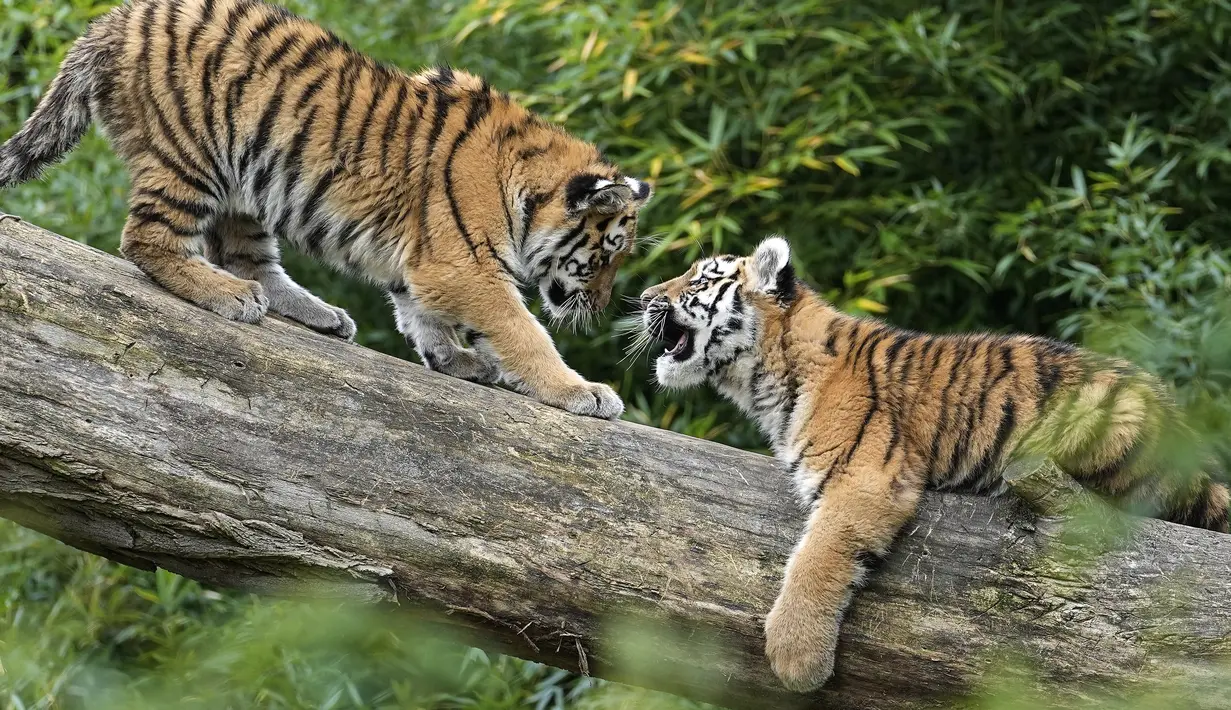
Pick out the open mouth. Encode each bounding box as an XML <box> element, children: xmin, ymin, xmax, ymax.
<box><xmin>659</xmin><ymin>316</ymin><xmax>694</xmax><ymax>361</ymax></box>
<box><xmin>547</xmin><ymin>280</ymin><xmax>570</xmax><ymax>308</ymax></box>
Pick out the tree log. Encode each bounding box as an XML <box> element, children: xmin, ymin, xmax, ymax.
<box><xmin>0</xmin><ymin>219</ymin><xmax>1228</xmax><ymax>709</ymax></box>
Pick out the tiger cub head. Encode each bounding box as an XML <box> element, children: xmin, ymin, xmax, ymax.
<box><xmin>518</xmin><ymin>158</ymin><xmax>653</xmax><ymax>320</ymax></box>
<box><xmin>638</xmin><ymin>236</ymin><xmax>796</xmax><ymax>388</ymax></box>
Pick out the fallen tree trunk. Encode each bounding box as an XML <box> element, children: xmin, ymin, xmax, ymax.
<box><xmin>0</xmin><ymin>219</ymin><xmax>1228</xmax><ymax>709</ymax></box>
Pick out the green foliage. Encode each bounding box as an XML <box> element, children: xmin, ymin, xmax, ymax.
<box><xmin>1</xmin><ymin>0</ymin><xmax>1229</xmax><ymax>707</ymax></box>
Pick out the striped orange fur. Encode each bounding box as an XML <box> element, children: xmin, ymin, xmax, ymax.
<box><xmin>638</xmin><ymin>236</ymin><xmax>1229</xmax><ymax>692</ymax></box>
<box><xmin>0</xmin><ymin>0</ymin><xmax>652</xmax><ymax>418</ymax></box>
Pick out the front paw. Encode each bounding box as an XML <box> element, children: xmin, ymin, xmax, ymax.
<box><xmin>326</xmin><ymin>305</ymin><xmax>357</xmax><ymax>341</ymax></box>
<box><xmin>203</xmin><ymin>279</ymin><xmax>269</xmax><ymax>324</ymax></box>
<box><xmin>542</xmin><ymin>381</ymin><xmax>624</xmax><ymax>420</ymax></box>
<box><xmin>764</xmin><ymin>593</ymin><xmax>839</xmax><ymax>693</ymax></box>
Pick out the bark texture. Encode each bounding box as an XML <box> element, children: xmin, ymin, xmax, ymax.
<box><xmin>1</xmin><ymin>220</ymin><xmax>1228</xmax><ymax>709</ymax></box>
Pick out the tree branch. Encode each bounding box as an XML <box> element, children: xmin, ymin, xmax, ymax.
<box><xmin>1</xmin><ymin>220</ymin><xmax>1228</xmax><ymax>709</ymax></box>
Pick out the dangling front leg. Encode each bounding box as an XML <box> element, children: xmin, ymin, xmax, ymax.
<box><xmin>765</xmin><ymin>464</ymin><xmax>922</xmax><ymax>692</ymax></box>
<box><xmin>414</xmin><ymin>272</ymin><xmax>623</xmax><ymax>419</ymax></box>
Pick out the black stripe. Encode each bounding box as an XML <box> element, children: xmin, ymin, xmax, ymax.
<box><xmin>184</xmin><ymin>0</ymin><xmax>218</xmax><ymax>60</ymax></box>
<box><xmin>330</xmin><ymin>57</ymin><xmax>364</xmax><ymax>155</ymax></box>
<box><xmin>486</xmin><ymin>242</ymin><xmax>517</xmax><ymax>279</ymax></box>
<box><xmin>498</xmin><ymin>177</ymin><xmax>515</xmax><ymax>258</ymax></box>
<box><xmin>272</xmin><ymin>105</ymin><xmax>320</xmax><ymax>236</ymax></box>
<box><xmin>882</xmin><ymin>333</ymin><xmax>908</xmax><ymax>377</ymax></box>
<box><xmin>147</xmin><ymin>96</ymin><xmax>221</xmax><ymax>199</ymax></box>
<box><xmin>916</xmin><ymin>338</ymin><xmax>936</xmax><ymax>376</ymax></box>
<box><xmin>250</xmin><ymin>158</ymin><xmax>277</xmax><ymax>213</ymax></box>
<box><xmin>518</xmin><ymin>191</ymin><xmax>547</xmax><ymax>251</ymax></box>
<box><xmin>289</xmin><ymin>35</ymin><xmax>339</xmax><ymax>74</ymax></box>
<box><xmin>226</xmin><ymin>252</ymin><xmax>277</xmax><ymax>268</ymax></box>
<box><xmin>293</xmin><ymin>71</ymin><xmax>328</xmax><ymax>115</ymax></box>
<box><xmin>850</xmin><ymin>325</ymin><xmax>885</xmax><ymax>370</ymax></box>
<box><xmin>299</xmin><ymin>165</ymin><xmax>341</xmax><ymax>230</ymax></box>
<box><xmin>417</xmin><ymin>85</ymin><xmax>459</xmax><ymax>252</ymax></box>
<box><xmin>401</xmin><ymin>87</ymin><xmax>430</xmax><ymax>266</ymax></box>
<box><xmin>444</xmin><ymin>89</ymin><xmax>495</xmax><ymax>258</ymax></box>
<box><xmin>881</xmin><ymin>333</ymin><xmax>910</xmax><ymax>465</ymax></box>
<box><xmin>224</xmin><ymin>57</ymin><xmax>258</xmax><ymax>165</ymax></box>
<box><xmin>199</xmin><ymin>38</ymin><xmax>222</xmax><ymax>152</ymax></box>
<box><xmin>200</xmin><ymin>0</ymin><xmax>260</xmax><ymax>154</ymax></box>
<box><xmin>710</xmin><ymin>281</ymin><xmax>736</xmax><ymax>315</ymax></box>
<box><xmin>162</xmin><ymin>1</ymin><xmax>224</xmax><ymax>184</ymax></box>
<box><xmin>968</xmin><ymin>398</ymin><xmax>1016</xmax><ymax>486</ymax></box>
<box><xmin>144</xmin><ymin>186</ymin><xmax>212</xmax><ymax>219</ymax></box>
<box><xmin>926</xmin><ymin>340</ymin><xmax>973</xmax><ymax>477</ymax></box>
<box><xmin>227</xmin><ymin>11</ymin><xmax>285</xmax><ymax>115</ymax></box>
<box><xmin>352</xmin><ymin>67</ymin><xmax>391</xmax><ymax>165</ymax></box>
<box><xmin>845</xmin><ymin>330</ymin><xmax>887</xmax><ymax>463</ymax></box>
<box><xmin>557</xmin><ymin>222</ymin><xmax>588</xmax><ymax>251</ymax></box>
<box><xmin>129</xmin><ymin>203</ymin><xmax>204</xmax><ymax>238</ymax></box>
<box><xmin>146</xmin><ymin>140</ymin><xmax>220</xmax><ymax>202</ymax></box>
<box><xmin>334</xmin><ymin>219</ymin><xmax>368</xmax><ymax>250</ymax></box>
<box><xmin>379</xmin><ymin>83</ymin><xmax>408</xmax><ymax>174</ymax></box>
<box><xmin>995</xmin><ymin>344</ymin><xmax>1014</xmax><ymax>386</ymax></box>
<box><xmin>262</xmin><ymin>34</ymin><xmax>298</xmax><ymax>71</ymax></box>
<box><xmin>1036</xmin><ymin>347</ymin><xmax>1064</xmax><ymax>405</ymax></box>
<box><xmin>430</xmin><ymin>64</ymin><xmax>455</xmax><ymax>87</ymax></box>
<box><xmin>898</xmin><ymin>338</ymin><xmax>921</xmax><ymax>384</ymax></box>
<box><xmin>303</xmin><ymin>222</ymin><xmax>329</xmax><ymax>255</ymax></box>
<box><xmin>401</xmin><ymin>87</ymin><xmax>428</xmax><ymax>174</ymax></box>
<box><xmin>823</xmin><ymin>328</ymin><xmax>837</xmax><ymax>356</ymax></box>
<box><xmin>238</xmin><ymin>77</ymin><xmax>287</xmax><ymax>177</ymax></box>
<box><xmin>247</xmin><ymin>12</ymin><xmax>286</xmax><ymax>49</ymax></box>
<box><xmin>949</xmin><ymin>339</ymin><xmax>992</xmax><ymax>479</ymax></box>
<box><xmin>138</xmin><ymin>1</ymin><xmax>213</xmax><ymax>194</ymax></box>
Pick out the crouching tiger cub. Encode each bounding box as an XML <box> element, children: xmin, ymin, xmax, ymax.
<box><xmin>638</xmin><ymin>236</ymin><xmax>1230</xmax><ymax>692</ymax></box>
<box><xmin>0</xmin><ymin>0</ymin><xmax>651</xmax><ymax>419</ymax></box>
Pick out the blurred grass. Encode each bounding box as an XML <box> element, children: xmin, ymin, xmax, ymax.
<box><xmin>2</xmin><ymin>0</ymin><xmax>1230</xmax><ymax>707</ymax></box>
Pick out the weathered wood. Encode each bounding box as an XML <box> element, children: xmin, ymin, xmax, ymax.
<box><xmin>0</xmin><ymin>219</ymin><xmax>1228</xmax><ymax>709</ymax></box>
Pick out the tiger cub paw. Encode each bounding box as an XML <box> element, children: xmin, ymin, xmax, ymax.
<box><xmin>324</xmin><ymin>305</ymin><xmax>357</xmax><ymax>341</ymax></box>
<box><xmin>543</xmin><ymin>381</ymin><xmax>624</xmax><ymax>420</ymax></box>
<box><xmin>429</xmin><ymin>347</ymin><xmax>502</xmax><ymax>385</ymax></box>
<box><xmin>764</xmin><ymin>593</ymin><xmax>838</xmax><ymax>693</ymax></box>
<box><xmin>203</xmin><ymin>279</ymin><xmax>269</xmax><ymax>324</ymax></box>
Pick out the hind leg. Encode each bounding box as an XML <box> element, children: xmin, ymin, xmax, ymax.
<box><xmin>388</xmin><ymin>288</ymin><xmax>500</xmax><ymax>383</ymax></box>
<box><xmin>120</xmin><ymin>182</ymin><xmax>267</xmax><ymax>323</ymax></box>
<box><xmin>205</xmin><ymin>216</ymin><xmax>355</xmax><ymax>340</ymax></box>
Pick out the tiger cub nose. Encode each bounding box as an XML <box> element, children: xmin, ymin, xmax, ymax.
<box><xmin>639</xmin><ymin>285</ymin><xmax>666</xmax><ymax>309</ymax></box>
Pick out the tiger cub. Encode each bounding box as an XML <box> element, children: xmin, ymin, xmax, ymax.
<box><xmin>0</xmin><ymin>0</ymin><xmax>652</xmax><ymax>419</ymax></box>
<box><xmin>637</xmin><ymin>236</ymin><xmax>1229</xmax><ymax>691</ymax></box>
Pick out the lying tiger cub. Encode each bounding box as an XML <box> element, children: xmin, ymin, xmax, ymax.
<box><xmin>637</xmin><ymin>236</ymin><xmax>1229</xmax><ymax>692</ymax></box>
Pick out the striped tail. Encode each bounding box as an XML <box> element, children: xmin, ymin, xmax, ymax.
<box><xmin>1174</xmin><ymin>480</ymin><xmax>1231</xmax><ymax>533</ymax></box>
<box><xmin>0</xmin><ymin>14</ymin><xmax>119</xmax><ymax>190</ymax></box>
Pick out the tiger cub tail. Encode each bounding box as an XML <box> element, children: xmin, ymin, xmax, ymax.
<box><xmin>0</xmin><ymin>10</ymin><xmax>124</xmax><ymax>189</ymax></box>
<box><xmin>1177</xmin><ymin>477</ymin><xmax>1230</xmax><ymax>533</ymax></box>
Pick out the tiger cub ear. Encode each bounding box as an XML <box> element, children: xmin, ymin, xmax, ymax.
<box><xmin>566</xmin><ymin>175</ymin><xmax>653</xmax><ymax>215</ymax></box>
<box><xmin>749</xmin><ymin>235</ymin><xmax>796</xmax><ymax>300</ymax></box>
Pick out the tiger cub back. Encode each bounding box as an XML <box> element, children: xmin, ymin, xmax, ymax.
<box><xmin>0</xmin><ymin>0</ymin><xmax>653</xmax><ymax>419</ymax></box>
